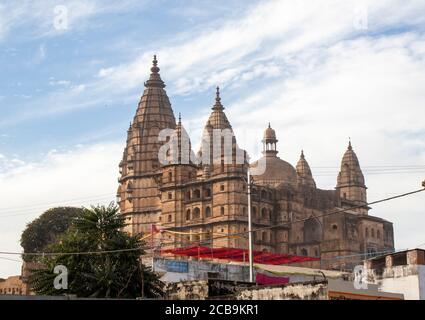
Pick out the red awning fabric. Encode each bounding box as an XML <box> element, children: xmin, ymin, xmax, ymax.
<box><xmin>161</xmin><ymin>246</ymin><xmax>319</xmax><ymax>265</ymax></box>
<box><xmin>256</xmin><ymin>272</ymin><xmax>289</xmax><ymax>285</ymax></box>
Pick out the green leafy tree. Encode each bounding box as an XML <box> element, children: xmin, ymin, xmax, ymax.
<box><xmin>29</xmin><ymin>203</ymin><xmax>163</xmax><ymax>299</ymax></box>
<box><xmin>20</xmin><ymin>207</ymin><xmax>83</xmax><ymax>262</ymax></box>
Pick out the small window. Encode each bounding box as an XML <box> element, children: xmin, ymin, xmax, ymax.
<box><xmin>193</xmin><ymin>207</ymin><xmax>201</xmax><ymax>219</ymax></box>
<box><xmin>377</xmin><ymin>230</ymin><xmax>381</xmax><ymax>239</ymax></box>
<box><xmin>220</xmin><ymin>185</ymin><xmax>225</xmax><ymax>192</ymax></box>
<box><xmin>205</xmin><ymin>188</ymin><xmax>211</xmax><ymax>197</ymax></box>
<box><xmin>261</xmin><ymin>208</ymin><xmax>267</xmax><ymax>219</ymax></box>
<box><xmin>168</xmin><ymin>192</ymin><xmax>172</xmax><ymax>200</ymax></box>
<box><xmin>220</xmin><ymin>207</ymin><xmax>225</xmax><ymax>215</ymax></box>
<box><xmin>186</xmin><ymin>209</ymin><xmax>191</xmax><ymax>220</ymax></box>
<box><xmin>168</xmin><ymin>171</ymin><xmax>173</xmax><ymax>181</ymax></box>
<box><xmin>205</xmin><ymin>207</ymin><xmax>211</xmax><ymax>217</ymax></box>
<box><xmin>168</xmin><ymin>215</ymin><xmax>171</xmax><ymax>222</ymax></box>
<box><xmin>332</xmin><ymin>224</ymin><xmax>338</xmax><ymax>230</ymax></box>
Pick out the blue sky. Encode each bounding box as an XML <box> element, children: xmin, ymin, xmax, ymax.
<box><xmin>1</xmin><ymin>0</ymin><xmax>425</xmax><ymax>277</ymax></box>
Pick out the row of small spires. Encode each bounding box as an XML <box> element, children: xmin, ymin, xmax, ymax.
<box><xmin>146</xmin><ymin>55</ymin><xmax>355</xmax><ymax>146</ymax></box>
<box><xmin>141</xmin><ymin>55</ymin><xmax>357</xmax><ymax>162</ymax></box>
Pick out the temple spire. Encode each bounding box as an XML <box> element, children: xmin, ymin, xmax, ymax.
<box><xmin>212</xmin><ymin>86</ymin><xmax>224</xmax><ymax>111</ymax></box>
<box><xmin>348</xmin><ymin>138</ymin><xmax>352</xmax><ymax>151</ymax></box>
<box><xmin>144</xmin><ymin>55</ymin><xmax>165</xmax><ymax>88</ymax></box>
<box><xmin>296</xmin><ymin>150</ymin><xmax>316</xmax><ymax>188</ymax></box>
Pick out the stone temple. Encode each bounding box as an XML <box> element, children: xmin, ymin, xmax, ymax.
<box><xmin>116</xmin><ymin>56</ymin><xmax>394</xmax><ymax>270</ymax></box>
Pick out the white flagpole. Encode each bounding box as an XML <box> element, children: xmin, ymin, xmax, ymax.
<box><xmin>247</xmin><ymin>167</ymin><xmax>254</xmax><ymax>282</ymax></box>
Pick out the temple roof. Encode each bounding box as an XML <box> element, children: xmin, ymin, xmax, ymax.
<box><xmin>121</xmin><ymin>55</ymin><xmax>176</xmax><ymax>174</ymax></box>
<box><xmin>263</xmin><ymin>123</ymin><xmax>277</xmax><ymax>141</ymax></box>
<box><xmin>337</xmin><ymin>140</ymin><xmax>365</xmax><ymax>188</ymax></box>
<box><xmin>205</xmin><ymin>87</ymin><xmax>232</xmax><ymax>130</ymax></box>
<box><xmin>296</xmin><ymin>150</ymin><xmax>316</xmax><ymax>188</ymax></box>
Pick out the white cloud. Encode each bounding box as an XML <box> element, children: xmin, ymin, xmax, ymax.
<box><xmin>0</xmin><ymin>0</ymin><xmax>147</xmax><ymax>40</ymax></box>
<box><xmin>0</xmin><ymin>142</ymin><xmax>122</xmax><ymax>277</ymax></box>
<box><xmin>3</xmin><ymin>0</ymin><xmax>425</xmax><ymax>126</ymax></box>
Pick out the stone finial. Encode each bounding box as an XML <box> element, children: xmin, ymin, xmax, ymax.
<box><xmin>301</xmin><ymin>149</ymin><xmax>305</xmax><ymax>159</ymax></box>
<box><xmin>216</xmin><ymin>86</ymin><xmax>221</xmax><ymax>102</ymax></box>
<box><xmin>212</xmin><ymin>86</ymin><xmax>224</xmax><ymax>110</ymax></box>
<box><xmin>151</xmin><ymin>54</ymin><xmax>160</xmax><ymax>74</ymax></box>
<box><xmin>348</xmin><ymin>138</ymin><xmax>353</xmax><ymax>151</ymax></box>
<box><xmin>145</xmin><ymin>54</ymin><xmax>165</xmax><ymax>88</ymax></box>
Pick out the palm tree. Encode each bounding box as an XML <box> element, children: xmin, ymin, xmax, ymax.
<box><xmin>29</xmin><ymin>203</ymin><xmax>163</xmax><ymax>298</ymax></box>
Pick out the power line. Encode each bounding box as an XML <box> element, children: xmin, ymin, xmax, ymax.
<box><xmin>0</xmin><ymin>256</ymin><xmax>22</xmax><ymax>263</ymax></box>
<box><xmin>0</xmin><ymin>196</ymin><xmax>115</xmax><ymax>218</ymax></box>
<box><xmin>171</xmin><ymin>187</ymin><xmax>425</xmax><ymax>244</ymax></box>
<box><xmin>0</xmin><ymin>193</ymin><xmax>115</xmax><ymax>214</ymax></box>
<box><xmin>0</xmin><ymin>187</ymin><xmax>422</xmax><ymax>259</ymax></box>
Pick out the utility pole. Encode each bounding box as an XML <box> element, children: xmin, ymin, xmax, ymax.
<box><xmin>247</xmin><ymin>167</ymin><xmax>254</xmax><ymax>283</ymax></box>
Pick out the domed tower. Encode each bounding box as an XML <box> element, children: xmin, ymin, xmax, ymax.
<box><xmin>117</xmin><ymin>55</ymin><xmax>177</xmax><ymax>235</ymax></box>
<box><xmin>263</xmin><ymin>123</ymin><xmax>278</xmax><ymax>156</ymax></box>
<box><xmin>251</xmin><ymin>124</ymin><xmax>297</xmax><ymax>187</ymax></box>
<box><xmin>296</xmin><ymin>150</ymin><xmax>316</xmax><ymax>188</ymax></box>
<box><xmin>336</xmin><ymin>140</ymin><xmax>368</xmax><ymax>214</ymax></box>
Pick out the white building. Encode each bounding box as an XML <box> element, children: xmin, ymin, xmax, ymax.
<box><xmin>365</xmin><ymin>248</ymin><xmax>425</xmax><ymax>300</ymax></box>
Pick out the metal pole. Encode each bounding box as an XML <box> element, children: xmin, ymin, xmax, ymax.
<box><xmin>247</xmin><ymin>167</ymin><xmax>254</xmax><ymax>282</ymax></box>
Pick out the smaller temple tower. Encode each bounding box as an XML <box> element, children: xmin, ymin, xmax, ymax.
<box><xmin>296</xmin><ymin>150</ymin><xmax>316</xmax><ymax>188</ymax></box>
<box><xmin>336</xmin><ymin>140</ymin><xmax>368</xmax><ymax>215</ymax></box>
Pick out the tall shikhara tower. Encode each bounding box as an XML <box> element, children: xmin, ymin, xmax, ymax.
<box><xmin>117</xmin><ymin>56</ymin><xmax>176</xmax><ymax>235</ymax></box>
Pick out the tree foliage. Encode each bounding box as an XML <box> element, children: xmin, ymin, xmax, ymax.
<box><xmin>20</xmin><ymin>207</ymin><xmax>83</xmax><ymax>262</ymax></box>
<box><xmin>29</xmin><ymin>203</ymin><xmax>163</xmax><ymax>299</ymax></box>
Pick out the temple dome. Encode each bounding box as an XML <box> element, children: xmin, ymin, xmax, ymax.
<box><xmin>251</xmin><ymin>124</ymin><xmax>296</xmax><ymax>186</ymax></box>
<box><xmin>251</xmin><ymin>156</ymin><xmax>297</xmax><ymax>187</ymax></box>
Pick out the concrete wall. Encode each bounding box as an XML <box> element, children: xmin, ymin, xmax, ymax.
<box><xmin>235</xmin><ymin>281</ymin><xmax>328</xmax><ymax>300</ymax></box>
<box><xmin>419</xmin><ymin>265</ymin><xmax>425</xmax><ymax>300</ymax></box>
<box><xmin>368</xmin><ymin>264</ymin><xmax>425</xmax><ymax>300</ymax></box>
<box><xmin>378</xmin><ymin>275</ymin><xmax>419</xmax><ymax>300</ymax></box>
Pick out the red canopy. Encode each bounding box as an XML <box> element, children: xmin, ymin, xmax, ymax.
<box><xmin>161</xmin><ymin>246</ymin><xmax>319</xmax><ymax>265</ymax></box>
